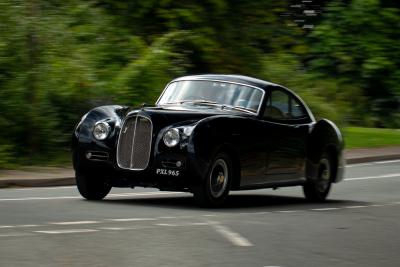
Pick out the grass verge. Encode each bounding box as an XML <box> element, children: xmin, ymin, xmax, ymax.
<box><xmin>343</xmin><ymin>127</ymin><xmax>400</xmax><ymax>149</ymax></box>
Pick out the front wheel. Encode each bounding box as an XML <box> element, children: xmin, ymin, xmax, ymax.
<box><xmin>193</xmin><ymin>152</ymin><xmax>233</xmax><ymax>207</ymax></box>
<box><xmin>76</xmin><ymin>172</ymin><xmax>112</xmax><ymax>200</ymax></box>
<box><xmin>303</xmin><ymin>152</ymin><xmax>332</xmax><ymax>202</ymax></box>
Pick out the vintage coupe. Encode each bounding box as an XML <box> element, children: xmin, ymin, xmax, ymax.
<box><xmin>72</xmin><ymin>74</ymin><xmax>344</xmax><ymax>206</ymax></box>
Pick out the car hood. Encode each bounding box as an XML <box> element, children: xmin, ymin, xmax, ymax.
<box><xmin>124</xmin><ymin>104</ymin><xmax>253</xmax><ymax>131</ymax></box>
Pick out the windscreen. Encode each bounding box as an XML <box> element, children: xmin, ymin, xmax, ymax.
<box><xmin>157</xmin><ymin>80</ymin><xmax>264</xmax><ymax>112</ymax></box>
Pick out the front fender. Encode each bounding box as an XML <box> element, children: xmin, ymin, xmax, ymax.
<box><xmin>186</xmin><ymin>116</ymin><xmax>244</xmax><ymax>186</ymax></box>
<box><xmin>72</xmin><ymin>105</ymin><xmax>129</xmax><ymax>170</ymax></box>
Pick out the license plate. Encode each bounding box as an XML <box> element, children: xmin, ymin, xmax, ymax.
<box><xmin>156</xmin><ymin>168</ymin><xmax>180</xmax><ymax>177</ymax></box>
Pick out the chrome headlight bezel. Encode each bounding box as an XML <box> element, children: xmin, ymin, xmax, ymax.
<box><xmin>163</xmin><ymin>128</ymin><xmax>180</xmax><ymax>147</ymax></box>
<box><xmin>93</xmin><ymin>121</ymin><xmax>111</xmax><ymax>140</ymax></box>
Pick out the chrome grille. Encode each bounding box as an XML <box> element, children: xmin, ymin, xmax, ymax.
<box><xmin>117</xmin><ymin>115</ymin><xmax>152</xmax><ymax>170</ymax></box>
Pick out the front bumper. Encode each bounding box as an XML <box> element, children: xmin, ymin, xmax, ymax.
<box><xmin>73</xmin><ymin>144</ymin><xmax>205</xmax><ymax>191</ymax></box>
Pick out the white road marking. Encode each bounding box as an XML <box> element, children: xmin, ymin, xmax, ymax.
<box><xmin>5</xmin><ymin>173</ymin><xmax>400</xmax><ymax>202</ymax></box>
<box><xmin>311</xmin><ymin>207</ymin><xmax>340</xmax><ymax>211</ymax></box>
<box><xmin>348</xmin><ymin>163</ymin><xmax>373</xmax><ymax>168</ymax></box>
<box><xmin>347</xmin><ymin>159</ymin><xmax>400</xmax><ymax>168</ymax></box>
<box><xmin>1</xmin><ymin>202</ymin><xmax>400</xmax><ymax>237</ymax></box>
<box><xmin>3</xmin><ymin>186</ymin><xmax>76</xmax><ymax>191</ymax></box>
<box><xmin>155</xmin><ymin>223</ymin><xmax>181</xmax><ymax>227</ymax></box>
<box><xmin>108</xmin><ymin>192</ymin><xmax>185</xmax><ymax>197</ymax></box>
<box><xmin>190</xmin><ymin>222</ymin><xmax>211</xmax><ymax>226</ymax></box>
<box><xmin>276</xmin><ymin>210</ymin><xmax>297</xmax><ymax>213</ymax></box>
<box><xmin>49</xmin><ymin>221</ymin><xmax>99</xmax><ymax>225</ymax></box>
<box><xmin>375</xmin><ymin>160</ymin><xmax>400</xmax><ymax>164</ymax></box>
<box><xmin>15</xmin><ymin>224</ymin><xmax>41</xmax><ymax>228</ymax></box>
<box><xmin>3</xmin><ymin>170</ymin><xmax>400</xmax><ymax>202</ymax></box>
<box><xmin>345</xmin><ymin>205</ymin><xmax>368</xmax><ymax>209</ymax></box>
<box><xmin>99</xmin><ymin>227</ymin><xmax>137</xmax><ymax>231</ymax></box>
<box><xmin>210</xmin><ymin>222</ymin><xmax>253</xmax><ymax>247</ymax></box>
<box><xmin>0</xmin><ymin>233</ymin><xmax>34</xmax><ymax>237</ymax></box>
<box><xmin>345</xmin><ymin>173</ymin><xmax>400</xmax><ymax>181</ymax></box>
<box><xmin>237</xmin><ymin>211</ymin><xmax>270</xmax><ymax>215</ymax></box>
<box><xmin>346</xmin><ymin>163</ymin><xmax>376</xmax><ymax>168</ymax></box>
<box><xmin>0</xmin><ymin>224</ymin><xmax>42</xmax><ymax>229</ymax></box>
<box><xmin>0</xmin><ymin>201</ymin><xmax>398</xmax><ymax>231</ymax></box>
<box><xmin>106</xmin><ymin>218</ymin><xmax>157</xmax><ymax>222</ymax></box>
<box><xmin>0</xmin><ymin>196</ymin><xmax>80</xmax><ymax>201</ymax></box>
<box><xmin>0</xmin><ymin>192</ymin><xmax>184</xmax><ymax>202</ymax></box>
<box><xmin>35</xmin><ymin>229</ymin><xmax>99</xmax><ymax>234</ymax></box>
<box><xmin>155</xmin><ymin>222</ymin><xmax>210</xmax><ymax>227</ymax></box>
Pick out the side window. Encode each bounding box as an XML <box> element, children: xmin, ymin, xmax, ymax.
<box><xmin>263</xmin><ymin>90</ymin><xmax>289</xmax><ymax>119</ymax></box>
<box><xmin>264</xmin><ymin>89</ymin><xmax>308</xmax><ymax>121</ymax></box>
<box><xmin>291</xmin><ymin>97</ymin><xmax>307</xmax><ymax>119</ymax></box>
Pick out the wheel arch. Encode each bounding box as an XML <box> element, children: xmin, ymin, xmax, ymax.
<box><xmin>72</xmin><ymin>105</ymin><xmax>129</xmax><ymax>173</ymax></box>
<box><xmin>188</xmin><ymin>115</ymin><xmax>246</xmax><ymax>188</ymax></box>
<box><xmin>306</xmin><ymin>119</ymin><xmax>345</xmax><ymax>183</ymax></box>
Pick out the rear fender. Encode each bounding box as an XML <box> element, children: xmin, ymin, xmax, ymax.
<box><xmin>306</xmin><ymin>119</ymin><xmax>345</xmax><ymax>183</ymax></box>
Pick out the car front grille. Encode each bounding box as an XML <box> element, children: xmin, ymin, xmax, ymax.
<box><xmin>117</xmin><ymin>115</ymin><xmax>152</xmax><ymax>170</ymax></box>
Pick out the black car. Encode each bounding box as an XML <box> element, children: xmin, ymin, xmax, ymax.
<box><xmin>72</xmin><ymin>74</ymin><xmax>344</xmax><ymax>206</ymax></box>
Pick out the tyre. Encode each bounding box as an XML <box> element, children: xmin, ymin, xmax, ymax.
<box><xmin>303</xmin><ymin>152</ymin><xmax>332</xmax><ymax>202</ymax></box>
<box><xmin>76</xmin><ymin>172</ymin><xmax>112</xmax><ymax>200</ymax></box>
<box><xmin>193</xmin><ymin>152</ymin><xmax>233</xmax><ymax>207</ymax></box>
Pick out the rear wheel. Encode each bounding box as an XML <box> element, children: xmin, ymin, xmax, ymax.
<box><xmin>76</xmin><ymin>172</ymin><xmax>111</xmax><ymax>200</ymax></box>
<box><xmin>303</xmin><ymin>152</ymin><xmax>332</xmax><ymax>202</ymax></box>
<box><xmin>193</xmin><ymin>152</ymin><xmax>232</xmax><ymax>207</ymax></box>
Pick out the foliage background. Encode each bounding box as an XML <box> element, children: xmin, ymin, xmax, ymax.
<box><xmin>0</xmin><ymin>0</ymin><xmax>399</xmax><ymax>167</ymax></box>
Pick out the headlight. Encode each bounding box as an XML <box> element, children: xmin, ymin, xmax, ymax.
<box><xmin>93</xmin><ymin>121</ymin><xmax>111</xmax><ymax>140</ymax></box>
<box><xmin>163</xmin><ymin>128</ymin><xmax>180</xmax><ymax>147</ymax></box>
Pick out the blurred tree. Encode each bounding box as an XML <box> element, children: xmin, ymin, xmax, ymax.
<box><xmin>309</xmin><ymin>0</ymin><xmax>400</xmax><ymax>127</ymax></box>
<box><xmin>259</xmin><ymin>52</ymin><xmax>364</xmax><ymax>126</ymax></box>
<box><xmin>0</xmin><ymin>1</ymin><xmax>104</xmax><ymax>161</ymax></box>
<box><xmin>0</xmin><ymin>0</ymin><xmax>399</xmax><ymax>168</ymax></box>
<box><xmin>95</xmin><ymin>0</ymin><xmax>306</xmax><ymax>75</ymax></box>
<box><xmin>110</xmin><ymin>32</ymin><xmax>188</xmax><ymax>106</ymax></box>
<box><xmin>0</xmin><ymin>0</ymin><xmax>191</xmax><ymax>166</ymax></box>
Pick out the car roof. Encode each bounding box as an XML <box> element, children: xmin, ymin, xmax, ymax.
<box><xmin>171</xmin><ymin>74</ymin><xmax>279</xmax><ymax>91</ymax></box>
<box><xmin>168</xmin><ymin>74</ymin><xmax>315</xmax><ymax>122</ymax></box>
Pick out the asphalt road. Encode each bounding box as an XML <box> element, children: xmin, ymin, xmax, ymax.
<box><xmin>1</xmin><ymin>160</ymin><xmax>400</xmax><ymax>267</ymax></box>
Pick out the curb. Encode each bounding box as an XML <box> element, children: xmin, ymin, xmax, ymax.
<box><xmin>347</xmin><ymin>154</ymin><xmax>400</xmax><ymax>164</ymax></box>
<box><xmin>0</xmin><ymin>177</ymin><xmax>75</xmax><ymax>189</ymax></box>
<box><xmin>1</xmin><ymin>154</ymin><xmax>399</xmax><ymax>189</ymax></box>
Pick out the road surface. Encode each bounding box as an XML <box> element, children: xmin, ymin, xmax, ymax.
<box><xmin>1</xmin><ymin>160</ymin><xmax>400</xmax><ymax>267</ymax></box>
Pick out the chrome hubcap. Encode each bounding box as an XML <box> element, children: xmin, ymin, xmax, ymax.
<box><xmin>210</xmin><ymin>159</ymin><xmax>228</xmax><ymax>198</ymax></box>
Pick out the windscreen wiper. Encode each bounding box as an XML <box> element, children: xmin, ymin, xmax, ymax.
<box><xmin>164</xmin><ymin>100</ymin><xmax>219</xmax><ymax>105</ymax></box>
<box><xmin>221</xmin><ymin>105</ymin><xmax>255</xmax><ymax>114</ymax></box>
<box><xmin>163</xmin><ymin>100</ymin><xmax>255</xmax><ymax>114</ymax></box>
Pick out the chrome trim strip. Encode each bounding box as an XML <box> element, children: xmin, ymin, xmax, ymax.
<box><xmin>116</xmin><ymin>115</ymin><xmax>153</xmax><ymax>171</ymax></box>
<box><xmin>129</xmin><ymin>115</ymin><xmax>139</xmax><ymax>169</ymax></box>
<box><xmin>156</xmin><ymin>79</ymin><xmax>266</xmax><ymax>116</ymax></box>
